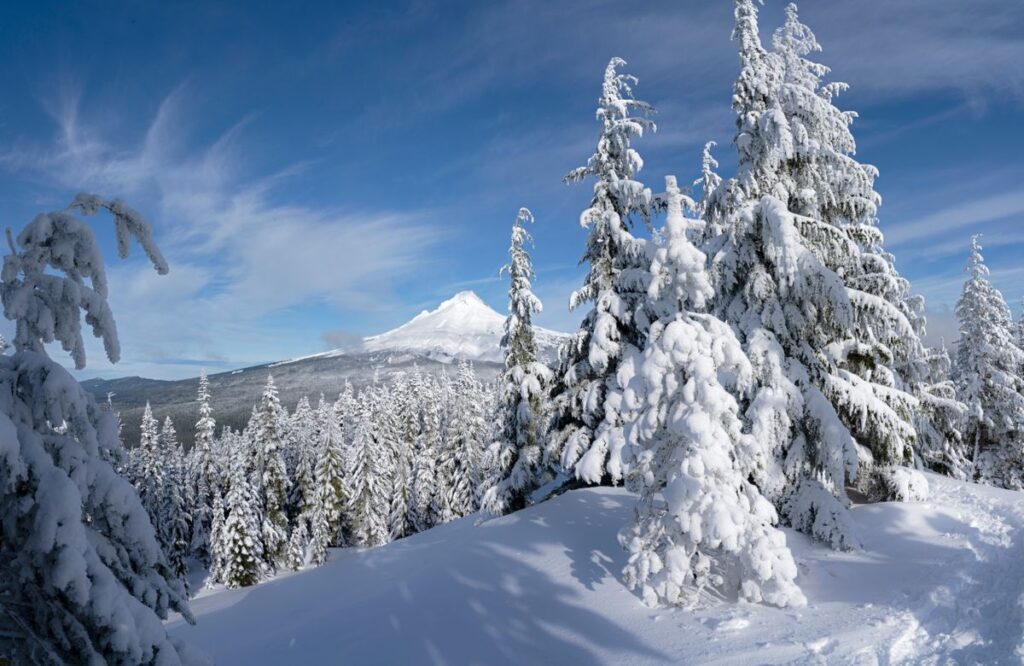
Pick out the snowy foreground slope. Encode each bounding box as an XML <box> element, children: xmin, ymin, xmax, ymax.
<box><xmin>168</xmin><ymin>473</ymin><xmax>1024</xmax><ymax>665</ymax></box>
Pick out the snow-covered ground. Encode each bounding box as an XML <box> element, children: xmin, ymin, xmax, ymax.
<box><xmin>168</xmin><ymin>473</ymin><xmax>1024</xmax><ymax>665</ymax></box>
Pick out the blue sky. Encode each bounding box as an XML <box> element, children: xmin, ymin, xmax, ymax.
<box><xmin>0</xmin><ymin>0</ymin><xmax>1021</xmax><ymax>380</ymax></box>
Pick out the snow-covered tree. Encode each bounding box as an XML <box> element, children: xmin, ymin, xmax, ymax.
<box><xmin>620</xmin><ymin>176</ymin><xmax>804</xmax><ymax>608</ymax></box>
<box><xmin>206</xmin><ymin>489</ymin><xmax>227</xmax><ymax>587</ymax></box>
<box><xmin>159</xmin><ymin>417</ymin><xmax>191</xmax><ymax>586</ymax></box>
<box><xmin>217</xmin><ymin>441</ymin><xmax>265</xmax><ymax>588</ymax></box>
<box><xmin>347</xmin><ymin>400</ymin><xmax>389</xmax><ymax>547</ymax></box>
<box><xmin>914</xmin><ymin>344</ymin><xmax>969</xmax><ymax>479</ymax></box>
<box><xmin>710</xmin><ymin>0</ymin><xmax>921</xmax><ymax>549</ymax></box>
<box><xmin>308</xmin><ymin>396</ymin><xmax>348</xmax><ymax>564</ymax></box>
<box><xmin>189</xmin><ymin>369</ymin><xmax>218</xmax><ymax>565</ymax></box>
<box><xmin>955</xmin><ymin>236</ymin><xmax>1024</xmax><ymax>489</ymax></box>
<box><xmin>410</xmin><ymin>379</ymin><xmax>441</xmax><ymax>532</ymax></box>
<box><xmin>288</xmin><ymin>396</ymin><xmax>318</xmax><ymax>523</ymax></box>
<box><xmin>547</xmin><ymin>57</ymin><xmax>656</xmax><ymax>486</ymax></box>
<box><xmin>436</xmin><ymin>362</ymin><xmax>487</xmax><ymax>521</ymax></box>
<box><xmin>134</xmin><ymin>402</ymin><xmax>164</xmax><ymax>521</ymax></box>
<box><xmin>251</xmin><ymin>374</ymin><xmax>292</xmax><ymax>567</ymax></box>
<box><xmin>483</xmin><ymin>208</ymin><xmax>552</xmax><ymax>515</ymax></box>
<box><xmin>0</xmin><ymin>194</ymin><xmax>194</xmax><ymax>663</ymax></box>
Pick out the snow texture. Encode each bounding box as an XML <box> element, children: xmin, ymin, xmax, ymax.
<box><xmin>169</xmin><ymin>473</ymin><xmax>1024</xmax><ymax>665</ymax></box>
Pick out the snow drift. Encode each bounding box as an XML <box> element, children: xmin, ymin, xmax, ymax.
<box><xmin>168</xmin><ymin>473</ymin><xmax>1024</xmax><ymax>664</ymax></box>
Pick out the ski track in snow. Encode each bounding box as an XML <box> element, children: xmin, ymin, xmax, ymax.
<box><xmin>169</xmin><ymin>473</ymin><xmax>1024</xmax><ymax>665</ymax></box>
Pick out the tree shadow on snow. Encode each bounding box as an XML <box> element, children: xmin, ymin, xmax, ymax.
<box><xmin>173</xmin><ymin>490</ymin><xmax>671</xmax><ymax>665</ymax></box>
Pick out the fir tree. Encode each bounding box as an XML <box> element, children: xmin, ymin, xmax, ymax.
<box><xmin>620</xmin><ymin>176</ymin><xmax>805</xmax><ymax>608</ymax></box>
<box><xmin>711</xmin><ymin>0</ymin><xmax>921</xmax><ymax>549</ymax></box>
<box><xmin>189</xmin><ymin>369</ymin><xmax>218</xmax><ymax>565</ymax></box>
<box><xmin>437</xmin><ymin>362</ymin><xmax>486</xmax><ymax>521</ymax></box>
<box><xmin>252</xmin><ymin>374</ymin><xmax>292</xmax><ymax>568</ymax></box>
<box><xmin>0</xmin><ymin>194</ymin><xmax>193</xmax><ymax>663</ymax></box>
<box><xmin>483</xmin><ymin>208</ymin><xmax>552</xmax><ymax>515</ymax></box>
<box><xmin>955</xmin><ymin>236</ymin><xmax>1024</xmax><ymax>489</ymax></box>
<box><xmin>547</xmin><ymin>57</ymin><xmax>656</xmax><ymax>486</ymax></box>
<box><xmin>308</xmin><ymin>396</ymin><xmax>348</xmax><ymax>564</ymax></box>
<box><xmin>347</xmin><ymin>399</ymin><xmax>389</xmax><ymax>547</ymax></box>
<box><xmin>159</xmin><ymin>417</ymin><xmax>191</xmax><ymax>587</ymax></box>
<box><xmin>410</xmin><ymin>380</ymin><xmax>441</xmax><ymax>532</ymax></box>
<box><xmin>218</xmin><ymin>440</ymin><xmax>265</xmax><ymax>588</ymax></box>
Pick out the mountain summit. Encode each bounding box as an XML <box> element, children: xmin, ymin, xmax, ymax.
<box><xmin>362</xmin><ymin>290</ymin><xmax>567</xmax><ymax>363</ymax></box>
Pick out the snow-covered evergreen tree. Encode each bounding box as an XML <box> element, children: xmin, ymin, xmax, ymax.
<box><xmin>347</xmin><ymin>399</ymin><xmax>389</xmax><ymax>547</ymax></box>
<box><xmin>159</xmin><ymin>417</ymin><xmax>191</xmax><ymax>586</ymax></box>
<box><xmin>547</xmin><ymin>57</ymin><xmax>656</xmax><ymax>486</ymax></box>
<box><xmin>206</xmin><ymin>489</ymin><xmax>227</xmax><ymax>587</ymax></box>
<box><xmin>436</xmin><ymin>362</ymin><xmax>486</xmax><ymax>521</ymax></box>
<box><xmin>955</xmin><ymin>236</ymin><xmax>1024</xmax><ymax>489</ymax></box>
<box><xmin>0</xmin><ymin>194</ymin><xmax>194</xmax><ymax>663</ymax></box>
<box><xmin>620</xmin><ymin>175</ymin><xmax>804</xmax><ymax>608</ymax></box>
<box><xmin>711</xmin><ymin>0</ymin><xmax>921</xmax><ymax>549</ymax></box>
<box><xmin>218</xmin><ymin>440</ymin><xmax>265</xmax><ymax>588</ymax></box>
<box><xmin>189</xmin><ymin>369</ymin><xmax>218</xmax><ymax>565</ymax></box>
<box><xmin>134</xmin><ymin>402</ymin><xmax>164</xmax><ymax>523</ymax></box>
<box><xmin>251</xmin><ymin>374</ymin><xmax>292</xmax><ymax>567</ymax></box>
<box><xmin>288</xmin><ymin>395</ymin><xmax>318</xmax><ymax>523</ymax></box>
<box><xmin>410</xmin><ymin>378</ymin><xmax>441</xmax><ymax>532</ymax></box>
<box><xmin>483</xmin><ymin>208</ymin><xmax>552</xmax><ymax>515</ymax></box>
<box><xmin>308</xmin><ymin>396</ymin><xmax>348</xmax><ymax>564</ymax></box>
<box><xmin>914</xmin><ymin>344</ymin><xmax>969</xmax><ymax>479</ymax></box>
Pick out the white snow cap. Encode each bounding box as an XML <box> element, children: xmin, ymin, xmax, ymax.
<box><xmin>362</xmin><ymin>291</ymin><xmax>567</xmax><ymax>363</ymax></box>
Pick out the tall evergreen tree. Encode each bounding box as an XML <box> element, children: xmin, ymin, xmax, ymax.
<box><xmin>547</xmin><ymin>57</ymin><xmax>656</xmax><ymax>485</ymax></box>
<box><xmin>620</xmin><ymin>176</ymin><xmax>804</xmax><ymax>608</ymax></box>
<box><xmin>410</xmin><ymin>378</ymin><xmax>441</xmax><ymax>532</ymax></box>
<box><xmin>0</xmin><ymin>194</ymin><xmax>193</xmax><ymax>663</ymax></box>
<box><xmin>159</xmin><ymin>417</ymin><xmax>191</xmax><ymax>587</ymax></box>
<box><xmin>955</xmin><ymin>236</ymin><xmax>1024</xmax><ymax>489</ymax></box>
<box><xmin>483</xmin><ymin>208</ymin><xmax>552</xmax><ymax>515</ymax></box>
<box><xmin>347</xmin><ymin>399</ymin><xmax>389</xmax><ymax>547</ymax></box>
<box><xmin>251</xmin><ymin>374</ymin><xmax>292</xmax><ymax>568</ymax></box>
<box><xmin>711</xmin><ymin>0</ymin><xmax>921</xmax><ymax>549</ymax></box>
<box><xmin>437</xmin><ymin>362</ymin><xmax>486</xmax><ymax>520</ymax></box>
<box><xmin>218</xmin><ymin>442</ymin><xmax>265</xmax><ymax>588</ymax></box>
<box><xmin>308</xmin><ymin>396</ymin><xmax>348</xmax><ymax>564</ymax></box>
<box><xmin>189</xmin><ymin>369</ymin><xmax>218</xmax><ymax>565</ymax></box>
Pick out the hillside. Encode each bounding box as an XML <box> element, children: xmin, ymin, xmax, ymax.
<box><xmin>84</xmin><ymin>291</ymin><xmax>566</xmax><ymax>446</ymax></box>
<box><xmin>168</xmin><ymin>473</ymin><xmax>1024</xmax><ymax>664</ymax></box>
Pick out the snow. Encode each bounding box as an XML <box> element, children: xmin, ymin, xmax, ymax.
<box><xmin>168</xmin><ymin>472</ymin><xmax>1024</xmax><ymax>664</ymax></box>
<box><xmin>275</xmin><ymin>291</ymin><xmax>568</xmax><ymax>366</ymax></box>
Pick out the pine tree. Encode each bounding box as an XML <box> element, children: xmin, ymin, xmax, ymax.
<box><xmin>251</xmin><ymin>374</ymin><xmax>292</xmax><ymax>568</ymax></box>
<box><xmin>135</xmin><ymin>402</ymin><xmax>164</xmax><ymax>521</ymax></box>
<box><xmin>347</xmin><ymin>398</ymin><xmax>389</xmax><ymax>547</ymax></box>
<box><xmin>914</xmin><ymin>344</ymin><xmax>969</xmax><ymax>479</ymax></box>
<box><xmin>0</xmin><ymin>194</ymin><xmax>193</xmax><ymax>663</ymax></box>
<box><xmin>437</xmin><ymin>362</ymin><xmax>486</xmax><ymax>521</ymax></box>
<box><xmin>620</xmin><ymin>176</ymin><xmax>805</xmax><ymax>608</ymax></box>
<box><xmin>218</xmin><ymin>439</ymin><xmax>265</xmax><ymax>588</ymax></box>
<box><xmin>711</xmin><ymin>0</ymin><xmax>922</xmax><ymax>549</ymax></box>
<box><xmin>547</xmin><ymin>57</ymin><xmax>656</xmax><ymax>486</ymax></box>
<box><xmin>206</xmin><ymin>489</ymin><xmax>227</xmax><ymax>587</ymax></box>
<box><xmin>308</xmin><ymin>396</ymin><xmax>348</xmax><ymax>564</ymax></box>
<box><xmin>410</xmin><ymin>378</ymin><xmax>441</xmax><ymax>532</ymax></box>
<box><xmin>955</xmin><ymin>236</ymin><xmax>1024</xmax><ymax>489</ymax></box>
<box><xmin>288</xmin><ymin>396</ymin><xmax>318</xmax><ymax>524</ymax></box>
<box><xmin>159</xmin><ymin>417</ymin><xmax>191</xmax><ymax>587</ymax></box>
<box><xmin>483</xmin><ymin>208</ymin><xmax>552</xmax><ymax>515</ymax></box>
<box><xmin>189</xmin><ymin>369</ymin><xmax>218</xmax><ymax>565</ymax></box>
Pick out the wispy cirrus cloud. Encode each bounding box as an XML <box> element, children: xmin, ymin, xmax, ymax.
<box><xmin>2</xmin><ymin>84</ymin><xmax>441</xmax><ymax>378</ymax></box>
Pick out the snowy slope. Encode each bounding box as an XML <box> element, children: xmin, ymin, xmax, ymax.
<box><xmin>168</xmin><ymin>473</ymin><xmax>1024</xmax><ymax>665</ymax></box>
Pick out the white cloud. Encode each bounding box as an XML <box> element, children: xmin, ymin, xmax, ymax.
<box><xmin>4</xmin><ymin>86</ymin><xmax>441</xmax><ymax>375</ymax></box>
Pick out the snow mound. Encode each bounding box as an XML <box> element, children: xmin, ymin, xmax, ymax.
<box><xmin>361</xmin><ymin>291</ymin><xmax>568</xmax><ymax>363</ymax></box>
<box><xmin>168</xmin><ymin>473</ymin><xmax>1024</xmax><ymax>664</ymax></box>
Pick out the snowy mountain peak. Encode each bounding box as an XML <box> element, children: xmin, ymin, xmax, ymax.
<box><xmin>362</xmin><ymin>291</ymin><xmax>567</xmax><ymax>363</ymax></box>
